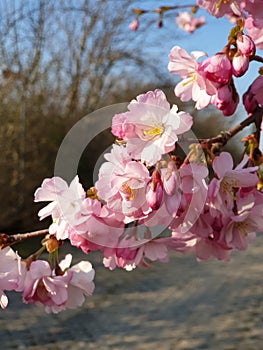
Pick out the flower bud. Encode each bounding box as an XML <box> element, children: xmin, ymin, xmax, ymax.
<box><xmin>243</xmin><ymin>90</ymin><xmax>257</xmax><ymax>113</ymax></box>
<box><xmin>197</xmin><ymin>53</ymin><xmax>232</xmax><ymax>85</ymax></box>
<box><xmin>236</xmin><ymin>33</ymin><xmax>256</xmax><ymax>57</ymax></box>
<box><xmin>243</xmin><ymin>75</ymin><xmax>263</xmax><ymax>113</ymax></box>
<box><xmin>146</xmin><ymin>169</ymin><xmax>164</xmax><ymax>210</ymax></box>
<box><xmin>215</xmin><ymin>82</ymin><xmax>239</xmax><ymax>116</ymax></box>
<box><xmin>44</xmin><ymin>235</ymin><xmax>62</xmax><ymax>253</ymax></box>
<box><xmin>232</xmin><ymin>53</ymin><xmax>249</xmax><ymax>77</ymax></box>
<box><xmin>163</xmin><ymin>160</ymin><xmax>178</xmax><ymax>195</ymax></box>
<box><xmin>129</xmin><ymin>18</ymin><xmax>139</xmax><ymax>31</ymax></box>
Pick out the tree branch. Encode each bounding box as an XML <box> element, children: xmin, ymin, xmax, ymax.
<box><xmin>0</xmin><ymin>229</ymin><xmax>49</xmax><ymax>249</ymax></box>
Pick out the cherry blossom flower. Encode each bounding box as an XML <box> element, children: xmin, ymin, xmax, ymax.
<box><xmin>34</xmin><ymin>176</ymin><xmax>86</xmax><ymax>240</ymax></box>
<box><xmin>209</xmin><ymin>152</ymin><xmax>258</xmax><ymax>214</ymax></box>
<box><xmin>23</xmin><ymin>255</ymin><xmax>95</xmax><ymax>313</ymax></box>
<box><xmin>197</xmin><ymin>0</ymin><xmax>243</xmax><ymax>18</ymax></box>
<box><xmin>129</xmin><ymin>18</ymin><xmax>139</xmax><ymax>31</ymax></box>
<box><xmin>168</xmin><ymin>46</ymin><xmax>216</xmax><ymax>109</ymax></box>
<box><xmin>245</xmin><ymin>16</ymin><xmax>263</xmax><ymax>50</ymax></box>
<box><xmin>22</xmin><ymin>260</ymin><xmax>72</xmax><ymax>312</ymax></box>
<box><xmin>197</xmin><ymin>53</ymin><xmax>232</xmax><ymax>85</ymax></box>
<box><xmin>243</xmin><ymin>75</ymin><xmax>263</xmax><ymax>113</ymax></box>
<box><xmin>215</xmin><ymin>82</ymin><xmax>239</xmax><ymax>116</ymax></box>
<box><xmin>103</xmin><ymin>228</ymin><xmax>171</xmax><ymax>271</ymax></box>
<box><xmin>0</xmin><ymin>247</ymin><xmax>26</xmax><ymax>309</ymax></box>
<box><xmin>112</xmin><ymin>89</ymin><xmax>193</xmax><ymax>165</ymax></box>
<box><xmin>236</xmin><ymin>33</ymin><xmax>256</xmax><ymax>57</ymax></box>
<box><xmin>69</xmin><ymin>199</ymin><xmax>124</xmax><ymax>253</ymax></box>
<box><xmin>95</xmin><ymin>144</ymin><xmax>151</xmax><ymax>222</ymax></box>
<box><xmin>220</xmin><ymin>194</ymin><xmax>263</xmax><ymax>250</ymax></box>
<box><xmin>55</xmin><ymin>254</ymin><xmax>95</xmax><ymax>311</ymax></box>
<box><xmin>232</xmin><ymin>53</ymin><xmax>249</xmax><ymax>77</ymax></box>
<box><xmin>243</xmin><ymin>0</ymin><xmax>263</xmax><ymax>23</ymax></box>
<box><xmin>146</xmin><ymin>169</ymin><xmax>164</xmax><ymax>210</ymax></box>
<box><xmin>175</xmin><ymin>11</ymin><xmax>205</xmax><ymax>33</ymax></box>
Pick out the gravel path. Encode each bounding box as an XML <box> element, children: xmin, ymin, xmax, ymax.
<box><xmin>0</xmin><ymin>236</ymin><xmax>262</xmax><ymax>350</ymax></box>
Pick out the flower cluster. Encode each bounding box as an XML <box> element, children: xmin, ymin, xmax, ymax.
<box><xmin>1</xmin><ymin>0</ymin><xmax>263</xmax><ymax>313</ymax></box>
<box><xmin>168</xmin><ymin>32</ymin><xmax>256</xmax><ymax>116</ymax></box>
<box><xmin>30</xmin><ymin>90</ymin><xmax>263</xmax><ymax>268</ymax></box>
<box><xmin>0</xmin><ymin>246</ymin><xmax>94</xmax><ymax>312</ymax></box>
<box><xmin>198</xmin><ymin>0</ymin><xmax>263</xmax><ymax>48</ymax></box>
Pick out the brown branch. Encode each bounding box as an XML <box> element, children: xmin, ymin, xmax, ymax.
<box><xmin>133</xmin><ymin>4</ymin><xmax>197</xmax><ymax>15</ymax></box>
<box><xmin>0</xmin><ymin>229</ymin><xmax>49</xmax><ymax>249</ymax></box>
<box><xmin>252</xmin><ymin>55</ymin><xmax>263</xmax><ymax>64</ymax></box>
<box><xmin>178</xmin><ymin>107</ymin><xmax>263</xmax><ymax>150</ymax></box>
<box><xmin>206</xmin><ymin>107</ymin><xmax>263</xmax><ymax>148</ymax></box>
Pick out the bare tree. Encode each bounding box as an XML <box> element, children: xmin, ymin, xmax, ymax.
<box><xmin>0</xmin><ymin>0</ymin><xmax>164</xmax><ymax>231</ymax></box>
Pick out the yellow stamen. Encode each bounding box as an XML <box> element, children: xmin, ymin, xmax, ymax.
<box><xmin>121</xmin><ymin>182</ymin><xmax>134</xmax><ymax>201</ymax></box>
<box><xmin>143</xmin><ymin>124</ymin><xmax>164</xmax><ymax>140</ymax></box>
<box><xmin>182</xmin><ymin>73</ymin><xmax>196</xmax><ymax>87</ymax></box>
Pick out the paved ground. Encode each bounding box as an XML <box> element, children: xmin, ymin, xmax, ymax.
<box><xmin>0</xmin><ymin>236</ymin><xmax>262</xmax><ymax>350</ymax></box>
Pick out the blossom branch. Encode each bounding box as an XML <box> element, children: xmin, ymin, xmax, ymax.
<box><xmin>132</xmin><ymin>4</ymin><xmax>197</xmax><ymax>16</ymax></box>
<box><xmin>0</xmin><ymin>229</ymin><xmax>49</xmax><ymax>249</ymax></box>
<box><xmin>252</xmin><ymin>55</ymin><xmax>263</xmax><ymax>64</ymax></box>
<box><xmin>130</xmin><ymin>4</ymin><xmax>198</xmax><ymax>29</ymax></box>
<box><xmin>178</xmin><ymin>108</ymin><xmax>263</xmax><ymax>154</ymax></box>
<box><xmin>206</xmin><ymin>109</ymin><xmax>261</xmax><ymax>148</ymax></box>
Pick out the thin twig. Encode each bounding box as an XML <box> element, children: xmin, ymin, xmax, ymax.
<box><xmin>0</xmin><ymin>229</ymin><xmax>49</xmax><ymax>249</ymax></box>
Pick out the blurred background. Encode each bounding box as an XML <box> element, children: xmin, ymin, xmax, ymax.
<box><xmin>0</xmin><ymin>0</ymin><xmax>254</xmax><ymax>233</ymax></box>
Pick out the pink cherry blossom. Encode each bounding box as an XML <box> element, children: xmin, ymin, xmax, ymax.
<box><xmin>129</xmin><ymin>18</ymin><xmax>139</xmax><ymax>31</ymax></box>
<box><xmin>0</xmin><ymin>247</ymin><xmax>26</xmax><ymax>309</ymax></box>
<box><xmin>243</xmin><ymin>0</ymin><xmax>263</xmax><ymax>23</ymax></box>
<box><xmin>197</xmin><ymin>53</ymin><xmax>232</xmax><ymax>85</ymax></box>
<box><xmin>168</xmin><ymin>46</ymin><xmax>216</xmax><ymax>109</ymax></box>
<box><xmin>171</xmin><ymin>162</ymin><xmax>209</xmax><ymax>233</ymax></box>
<box><xmin>215</xmin><ymin>82</ymin><xmax>239</xmax><ymax>116</ymax></box>
<box><xmin>69</xmin><ymin>199</ymin><xmax>124</xmax><ymax>253</ymax></box>
<box><xmin>197</xmin><ymin>0</ymin><xmax>243</xmax><ymax>18</ymax></box>
<box><xmin>243</xmin><ymin>76</ymin><xmax>263</xmax><ymax>112</ymax></box>
<box><xmin>22</xmin><ymin>255</ymin><xmax>95</xmax><ymax>313</ymax></box>
<box><xmin>34</xmin><ymin>176</ymin><xmax>86</xmax><ymax>240</ymax></box>
<box><xmin>232</xmin><ymin>53</ymin><xmax>249</xmax><ymax>77</ymax></box>
<box><xmin>22</xmin><ymin>260</ymin><xmax>72</xmax><ymax>313</ymax></box>
<box><xmin>236</xmin><ymin>33</ymin><xmax>256</xmax><ymax>57</ymax></box>
<box><xmin>185</xmin><ymin>206</ymin><xmax>232</xmax><ymax>261</ymax></box>
<box><xmin>111</xmin><ymin>113</ymin><xmax>136</xmax><ymax>140</ymax></box>
<box><xmin>209</xmin><ymin>152</ymin><xmax>258</xmax><ymax>214</ymax></box>
<box><xmin>146</xmin><ymin>169</ymin><xmax>164</xmax><ymax>210</ymax></box>
<box><xmin>95</xmin><ymin>144</ymin><xmax>151</xmax><ymax>222</ymax></box>
<box><xmin>56</xmin><ymin>254</ymin><xmax>95</xmax><ymax>311</ymax></box>
<box><xmin>112</xmin><ymin>89</ymin><xmax>193</xmax><ymax>166</ymax></box>
<box><xmin>245</xmin><ymin>16</ymin><xmax>263</xmax><ymax>50</ymax></box>
<box><xmin>194</xmin><ymin>234</ymin><xmax>231</xmax><ymax>261</ymax></box>
<box><xmin>103</xmin><ymin>227</ymin><xmax>171</xmax><ymax>271</ymax></box>
<box><xmin>220</xmin><ymin>194</ymin><xmax>263</xmax><ymax>250</ymax></box>
<box><xmin>175</xmin><ymin>11</ymin><xmax>205</xmax><ymax>33</ymax></box>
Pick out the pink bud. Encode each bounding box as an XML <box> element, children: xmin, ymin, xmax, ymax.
<box><xmin>243</xmin><ymin>90</ymin><xmax>258</xmax><ymax>113</ymax></box>
<box><xmin>146</xmin><ymin>169</ymin><xmax>164</xmax><ymax>210</ymax></box>
<box><xmin>243</xmin><ymin>76</ymin><xmax>263</xmax><ymax>113</ymax></box>
<box><xmin>232</xmin><ymin>53</ymin><xmax>249</xmax><ymax>77</ymax></box>
<box><xmin>129</xmin><ymin>18</ymin><xmax>139</xmax><ymax>31</ymax></box>
<box><xmin>163</xmin><ymin>161</ymin><xmax>178</xmax><ymax>195</ymax></box>
<box><xmin>236</xmin><ymin>34</ymin><xmax>256</xmax><ymax>57</ymax></box>
<box><xmin>197</xmin><ymin>53</ymin><xmax>232</xmax><ymax>85</ymax></box>
<box><xmin>215</xmin><ymin>82</ymin><xmax>239</xmax><ymax>116</ymax></box>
